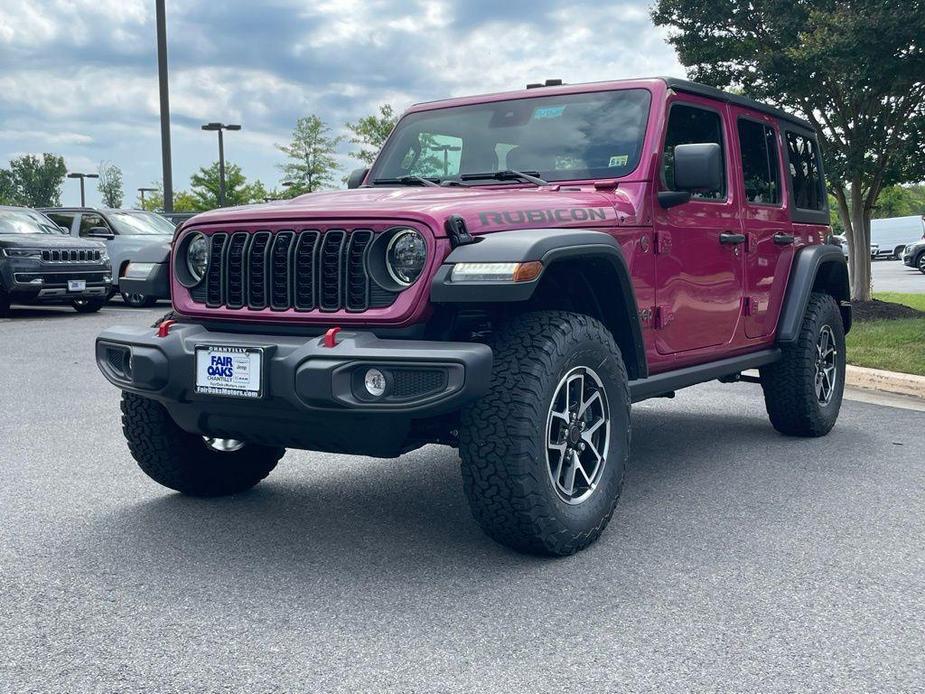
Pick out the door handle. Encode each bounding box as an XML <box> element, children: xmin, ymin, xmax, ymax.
<box><xmin>773</xmin><ymin>232</ymin><xmax>796</xmax><ymax>245</ymax></box>
<box><xmin>719</xmin><ymin>232</ymin><xmax>747</xmax><ymax>245</ymax></box>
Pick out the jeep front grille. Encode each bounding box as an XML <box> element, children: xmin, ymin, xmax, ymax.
<box><xmin>197</xmin><ymin>228</ymin><xmax>394</xmax><ymax>312</ymax></box>
<box><xmin>40</xmin><ymin>249</ymin><xmax>103</xmax><ymax>263</ymax></box>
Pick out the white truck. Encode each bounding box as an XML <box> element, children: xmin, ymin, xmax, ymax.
<box><xmin>870</xmin><ymin>215</ymin><xmax>925</xmax><ymax>260</ymax></box>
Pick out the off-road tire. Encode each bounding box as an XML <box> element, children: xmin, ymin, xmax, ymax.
<box><xmin>760</xmin><ymin>292</ymin><xmax>846</xmax><ymax>437</ymax></box>
<box><xmin>459</xmin><ymin>311</ymin><xmax>631</xmax><ymax>556</ymax></box>
<box><xmin>72</xmin><ymin>298</ymin><xmax>105</xmax><ymax>313</ymax></box>
<box><xmin>121</xmin><ymin>392</ymin><xmax>284</xmax><ymax>496</ymax></box>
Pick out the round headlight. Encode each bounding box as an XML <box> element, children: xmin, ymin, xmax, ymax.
<box><xmin>186</xmin><ymin>233</ymin><xmax>209</xmax><ymax>283</ymax></box>
<box><xmin>386</xmin><ymin>229</ymin><xmax>426</xmax><ymax>286</ymax></box>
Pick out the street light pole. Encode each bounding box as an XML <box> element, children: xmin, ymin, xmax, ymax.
<box><xmin>201</xmin><ymin>122</ymin><xmax>241</xmax><ymax>207</ymax></box>
<box><xmin>155</xmin><ymin>0</ymin><xmax>173</xmax><ymax>212</ymax></box>
<box><xmin>67</xmin><ymin>172</ymin><xmax>99</xmax><ymax>207</ymax></box>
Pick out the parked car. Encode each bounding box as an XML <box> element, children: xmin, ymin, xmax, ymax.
<box><xmin>870</xmin><ymin>215</ymin><xmax>925</xmax><ymax>260</ymax></box>
<box><xmin>41</xmin><ymin>207</ymin><xmax>171</xmax><ymax>307</ymax></box>
<box><xmin>0</xmin><ymin>206</ymin><xmax>111</xmax><ymax>315</ymax></box>
<box><xmin>902</xmin><ymin>238</ymin><xmax>925</xmax><ymax>274</ymax></box>
<box><xmin>97</xmin><ymin>77</ymin><xmax>851</xmax><ymax>556</ymax></box>
<box><xmin>832</xmin><ymin>234</ymin><xmax>879</xmax><ymax>259</ymax></box>
<box><xmin>161</xmin><ymin>212</ymin><xmax>198</xmax><ymax>226</ymax></box>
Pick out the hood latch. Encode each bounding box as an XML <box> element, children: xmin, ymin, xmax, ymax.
<box><xmin>445</xmin><ymin>215</ymin><xmax>480</xmax><ymax>248</ymax></box>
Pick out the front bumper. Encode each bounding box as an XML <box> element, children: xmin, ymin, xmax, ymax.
<box><xmin>96</xmin><ymin>322</ymin><xmax>492</xmax><ymax>454</ymax></box>
<box><xmin>1</xmin><ymin>259</ymin><xmax>112</xmax><ymax>302</ymax></box>
<box><xmin>118</xmin><ymin>261</ymin><xmax>170</xmax><ymax>299</ymax></box>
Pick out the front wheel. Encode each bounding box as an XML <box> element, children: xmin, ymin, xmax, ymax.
<box><xmin>459</xmin><ymin>311</ymin><xmax>631</xmax><ymax>556</ymax></box>
<box><xmin>121</xmin><ymin>392</ymin><xmax>284</xmax><ymax>496</ymax></box>
<box><xmin>760</xmin><ymin>292</ymin><xmax>846</xmax><ymax>437</ymax></box>
<box><xmin>918</xmin><ymin>253</ymin><xmax>925</xmax><ymax>275</ymax></box>
<box><xmin>72</xmin><ymin>297</ymin><xmax>105</xmax><ymax>313</ymax></box>
<box><xmin>0</xmin><ymin>290</ymin><xmax>9</xmax><ymax>317</ymax></box>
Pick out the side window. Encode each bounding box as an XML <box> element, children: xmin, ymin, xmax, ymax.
<box><xmin>78</xmin><ymin>213</ymin><xmax>110</xmax><ymax>238</ymax></box>
<box><xmin>402</xmin><ymin>133</ymin><xmax>463</xmax><ymax>178</ymax></box>
<box><xmin>737</xmin><ymin>119</ymin><xmax>782</xmax><ymax>205</ymax></box>
<box><xmin>786</xmin><ymin>132</ymin><xmax>825</xmax><ymax>210</ymax></box>
<box><xmin>663</xmin><ymin>104</ymin><xmax>726</xmax><ymax>200</ymax></box>
<box><xmin>46</xmin><ymin>213</ymin><xmax>75</xmax><ymax>231</ymax></box>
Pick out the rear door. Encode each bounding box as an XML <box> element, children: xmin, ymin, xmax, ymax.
<box><xmin>732</xmin><ymin>110</ymin><xmax>794</xmax><ymax>338</ymax></box>
<box><xmin>653</xmin><ymin>98</ymin><xmax>745</xmax><ymax>355</ymax></box>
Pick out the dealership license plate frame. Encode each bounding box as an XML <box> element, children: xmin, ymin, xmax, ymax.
<box><xmin>194</xmin><ymin>344</ymin><xmax>265</xmax><ymax>399</ymax></box>
<box><xmin>67</xmin><ymin>279</ymin><xmax>86</xmax><ymax>292</ymax></box>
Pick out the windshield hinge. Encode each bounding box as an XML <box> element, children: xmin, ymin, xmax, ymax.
<box><xmin>445</xmin><ymin>215</ymin><xmax>479</xmax><ymax>248</ymax></box>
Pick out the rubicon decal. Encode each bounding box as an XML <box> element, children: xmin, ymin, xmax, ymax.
<box><xmin>478</xmin><ymin>207</ymin><xmax>613</xmax><ymax>227</ymax></box>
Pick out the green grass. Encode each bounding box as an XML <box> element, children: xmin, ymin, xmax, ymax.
<box><xmin>872</xmin><ymin>292</ymin><xmax>925</xmax><ymax>312</ymax></box>
<box><xmin>846</xmin><ymin>318</ymin><xmax>925</xmax><ymax>375</ymax></box>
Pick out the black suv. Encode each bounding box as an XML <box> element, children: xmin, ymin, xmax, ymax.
<box><xmin>0</xmin><ymin>206</ymin><xmax>111</xmax><ymax>315</ymax></box>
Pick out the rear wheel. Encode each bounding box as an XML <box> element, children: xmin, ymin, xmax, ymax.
<box><xmin>760</xmin><ymin>292</ymin><xmax>846</xmax><ymax>437</ymax></box>
<box><xmin>72</xmin><ymin>297</ymin><xmax>105</xmax><ymax>313</ymax></box>
<box><xmin>121</xmin><ymin>291</ymin><xmax>158</xmax><ymax>308</ymax></box>
<box><xmin>893</xmin><ymin>245</ymin><xmax>906</xmax><ymax>260</ymax></box>
<box><xmin>121</xmin><ymin>392</ymin><xmax>284</xmax><ymax>496</ymax></box>
<box><xmin>459</xmin><ymin>311</ymin><xmax>631</xmax><ymax>556</ymax></box>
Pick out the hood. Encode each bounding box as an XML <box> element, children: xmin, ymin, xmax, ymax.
<box><xmin>0</xmin><ymin>234</ymin><xmax>106</xmax><ymax>250</ymax></box>
<box><xmin>185</xmin><ymin>183</ymin><xmax>649</xmax><ymax>236</ymax></box>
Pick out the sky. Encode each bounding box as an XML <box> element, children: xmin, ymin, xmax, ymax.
<box><xmin>0</xmin><ymin>0</ymin><xmax>685</xmax><ymax>208</ymax></box>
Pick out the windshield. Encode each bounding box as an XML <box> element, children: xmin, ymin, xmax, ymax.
<box><xmin>0</xmin><ymin>209</ymin><xmax>67</xmax><ymax>235</ymax></box>
<box><xmin>131</xmin><ymin>211</ymin><xmax>176</xmax><ymax>233</ymax></box>
<box><xmin>370</xmin><ymin>89</ymin><xmax>652</xmax><ymax>184</ymax></box>
<box><xmin>108</xmin><ymin>211</ymin><xmax>173</xmax><ymax>235</ymax></box>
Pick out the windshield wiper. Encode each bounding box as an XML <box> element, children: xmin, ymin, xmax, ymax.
<box><xmin>459</xmin><ymin>169</ymin><xmax>549</xmax><ymax>186</ymax></box>
<box><xmin>371</xmin><ymin>175</ymin><xmax>440</xmax><ymax>187</ymax></box>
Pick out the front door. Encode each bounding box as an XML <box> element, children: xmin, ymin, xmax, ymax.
<box><xmin>653</xmin><ymin>99</ymin><xmax>745</xmax><ymax>355</ymax></box>
<box><xmin>732</xmin><ymin>110</ymin><xmax>795</xmax><ymax>338</ymax></box>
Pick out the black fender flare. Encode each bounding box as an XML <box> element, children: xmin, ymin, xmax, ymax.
<box><xmin>777</xmin><ymin>243</ymin><xmax>852</xmax><ymax>343</ymax></box>
<box><xmin>430</xmin><ymin>228</ymin><xmax>647</xmax><ymax>379</ymax></box>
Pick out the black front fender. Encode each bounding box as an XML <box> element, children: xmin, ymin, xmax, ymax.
<box><xmin>778</xmin><ymin>243</ymin><xmax>852</xmax><ymax>342</ymax></box>
<box><xmin>430</xmin><ymin>228</ymin><xmax>647</xmax><ymax>379</ymax></box>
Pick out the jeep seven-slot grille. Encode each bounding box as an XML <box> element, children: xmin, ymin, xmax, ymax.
<box><xmin>200</xmin><ymin>228</ymin><xmax>394</xmax><ymax>312</ymax></box>
<box><xmin>41</xmin><ymin>249</ymin><xmax>102</xmax><ymax>262</ymax></box>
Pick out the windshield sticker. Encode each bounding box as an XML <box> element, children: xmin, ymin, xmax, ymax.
<box><xmin>608</xmin><ymin>155</ymin><xmax>629</xmax><ymax>167</ymax></box>
<box><xmin>533</xmin><ymin>106</ymin><xmax>566</xmax><ymax>120</ymax></box>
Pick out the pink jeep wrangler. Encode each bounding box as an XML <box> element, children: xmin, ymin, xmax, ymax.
<box><xmin>98</xmin><ymin>78</ymin><xmax>851</xmax><ymax>555</ymax></box>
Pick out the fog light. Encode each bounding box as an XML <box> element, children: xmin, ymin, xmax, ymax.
<box><xmin>364</xmin><ymin>368</ymin><xmax>387</xmax><ymax>397</ymax></box>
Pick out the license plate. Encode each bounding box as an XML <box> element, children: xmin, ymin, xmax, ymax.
<box><xmin>195</xmin><ymin>346</ymin><xmax>263</xmax><ymax>399</ymax></box>
<box><xmin>67</xmin><ymin>279</ymin><xmax>86</xmax><ymax>292</ymax></box>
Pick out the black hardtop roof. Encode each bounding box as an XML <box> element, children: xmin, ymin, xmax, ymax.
<box><xmin>660</xmin><ymin>77</ymin><xmax>815</xmax><ymax>132</ymax></box>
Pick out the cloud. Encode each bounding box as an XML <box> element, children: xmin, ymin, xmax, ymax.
<box><xmin>0</xmin><ymin>0</ymin><xmax>683</xmax><ymax>207</ymax></box>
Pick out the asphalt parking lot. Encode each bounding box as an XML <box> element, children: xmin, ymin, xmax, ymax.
<box><xmin>1</xmin><ymin>304</ymin><xmax>923</xmax><ymax>692</ymax></box>
<box><xmin>871</xmin><ymin>257</ymin><xmax>924</xmax><ymax>293</ymax></box>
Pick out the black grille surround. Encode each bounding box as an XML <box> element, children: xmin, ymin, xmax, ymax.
<box><xmin>193</xmin><ymin>226</ymin><xmax>406</xmax><ymax>313</ymax></box>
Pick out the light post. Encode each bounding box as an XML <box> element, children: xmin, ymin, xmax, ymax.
<box><xmin>201</xmin><ymin>122</ymin><xmax>241</xmax><ymax>206</ymax></box>
<box><xmin>155</xmin><ymin>0</ymin><xmax>173</xmax><ymax>212</ymax></box>
<box><xmin>138</xmin><ymin>187</ymin><xmax>158</xmax><ymax>209</ymax></box>
<box><xmin>67</xmin><ymin>172</ymin><xmax>99</xmax><ymax>207</ymax></box>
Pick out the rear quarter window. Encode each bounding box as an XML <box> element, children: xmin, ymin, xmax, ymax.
<box><xmin>785</xmin><ymin>132</ymin><xmax>825</xmax><ymax>211</ymax></box>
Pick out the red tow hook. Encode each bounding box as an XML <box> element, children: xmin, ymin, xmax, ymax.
<box><xmin>323</xmin><ymin>326</ymin><xmax>342</xmax><ymax>348</ymax></box>
<box><xmin>157</xmin><ymin>319</ymin><xmax>176</xmax><ymax>338</ymax></box>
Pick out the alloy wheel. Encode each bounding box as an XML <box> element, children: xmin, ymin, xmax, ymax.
<box><xmin>814</xmin><ymin>325</ymin><xmax>838</xmax><ymax>406</ymax></box>
<box><xmin>545</xmin><ymin>366</ymin><xmax>611</xmax><ymax>504</ymax></box>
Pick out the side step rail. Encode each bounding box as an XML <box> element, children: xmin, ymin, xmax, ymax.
<box><xmin>628</xmin><ymin>349</ymin><xmax>780</xmax><ymax>403</ymax></box>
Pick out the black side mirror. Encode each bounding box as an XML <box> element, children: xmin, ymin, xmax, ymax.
<box><xmin>347</xmin><ymin>168</ymin><xmax>369</xmax><ymax>189</ymax></box>
<box><xmin>87</xmin><ymin>226</ymin><xmax>114</xmax><ymax>239</ymax></box>
<box><xmin>673</xmin><ymin>143</ymin><xmax>723</xmax><ymax>192</ymax></box>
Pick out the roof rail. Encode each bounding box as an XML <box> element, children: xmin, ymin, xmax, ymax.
<box><xmin>526</xmin><ymin>79</ymin><xmax>565</xmax><ymax>89</ymax></box>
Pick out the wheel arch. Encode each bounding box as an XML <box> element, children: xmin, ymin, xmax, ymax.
<box><xmin>430</xmin><ymin>228</ymin><xmax>647</xmax><ymax>380</ymax></box>
<box><xmin>777</xmin><ymin>244</ymin><xmax>852</xmax><ymax>342</ymax></box>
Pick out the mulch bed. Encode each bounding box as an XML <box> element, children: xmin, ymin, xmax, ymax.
<box><xmin>852</xmin><ymin>299</ymin><xmax>925</xmax><ymax>322</ymax></box>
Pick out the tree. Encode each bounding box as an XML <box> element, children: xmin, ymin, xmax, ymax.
<box><xmin>97</xmin><ymin>161</ymin><xmax>124</xmax><ymax>208</ymax></box>
<box><xmin>189</xmin><ymin>162</ymin><xmax>266</xmax><ymax>210</ymax></box>
<box><xmin>6</xmin><ymin>154</ymin><xmax>67</xmax><ymax>207</ymax></box>
<box><xmin>138</xmin><ymin>183</ymin><xmax>199</xmax><ymax>213</ymax></box>
<box><xmin>345</xmin><ymin>104</ymin><xmax>397</xmax><ymax>167</ymax></box>
<box><xmin>652</xmin><ymin>0</ymin><xmax>925</xmax><ymax>301</ymax></box>
<box><xmin>277</xmin><ymin>115</ymin><xmax>342</xmax><ymax>194</ymax></box>
<box><xmin>0</xmin><ymin>169</ymin><xmax>15</xmax><ymax>205</ymax></box>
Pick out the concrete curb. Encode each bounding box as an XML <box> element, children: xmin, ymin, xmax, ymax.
<box><xmin>846</xmin><ymin>364</ymin><xmax>925</xmax><ymax>400</ymax></box>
